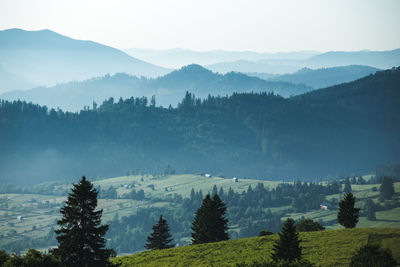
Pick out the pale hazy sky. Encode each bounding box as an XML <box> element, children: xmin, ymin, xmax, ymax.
<box><xmin>0</xmin><ymin>0</ymin><xmax>399</xmax><ymax>52</ymax></box>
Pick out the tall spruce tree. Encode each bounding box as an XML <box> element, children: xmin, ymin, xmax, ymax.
<box><xmin>366</xmin><ymin>199</ymin><xmax>376</xmax><ymax>221</ymax></box>
<box><xmin>379</xmin><ymin>177</ymin><xmax>395</xmax><ymax>200</ymax></box>
<box><xmin>211</xmin><ymin>194</ymin><xmax>229</xmax><ymax>241</ymax></box>
<box><xmin>271</xmin><ymin>218</ymin><xmax>302</xmax><ymax>262</ymax></box>
<box><xmin>191</xmin><ymin>194</ymin><xmax>229</xmax><ymax>244</ymax></box>
<box><xmin>145</xmin><ymin>215</ymin><xmax>174</xmax><ymax>250</ymax></box>
<box><xmin>54</xmin><ymin>176</ymin><xmax>114</xmax><ymax>267</ymax></box>
<box><xmin>343</xmin><ymin>178</ymin><xmax>352</xmax><ymax>193</ymax></box>
<box><xmin>337</xmin><ymin>192</ymin><xmax>360</xmax><ymax>228</ymax></box>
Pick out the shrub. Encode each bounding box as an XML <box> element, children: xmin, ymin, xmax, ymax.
<box><xmin>349</xmin><ymin>244</ymin><xmax>397</xmax><ymax>267</ymax></box>
<box><xmin>296</xmin><ymin>219</ymin><xmax>324</xmax><ymax>232</ymax></box>
<box><xmin>259</xmin><ymin>230</ymin><xmax>274</xmax><ymax>236</ymax></box>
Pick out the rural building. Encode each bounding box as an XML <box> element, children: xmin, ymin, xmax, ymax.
<box><xmin>205</xmin><ymin>174</ymin><xmax>212</xmax><ymax>178</ymax></box>
<box><xmin>232</xmin><ymin>177</ymin><xmax>238</xmax><ymax>182</ymax></box>
<box><xmin>320</xmin><ymin>202</ymin><xmax>330</xmax><ymax>210</ymax></box>
<box><xmin>17</xmin><ymin>216</ymin><xmax>24</xmax><ymax>221</ymax></box>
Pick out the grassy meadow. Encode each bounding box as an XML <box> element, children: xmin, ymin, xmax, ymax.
<box><xmin>111</xmin><ymin>228</ymin><xmax>400</xmax><ymax>267</ymax></box>
<box><xmin>0</xmin><ymin>173</ymin><xmax>399</xmax><ymax>255</ymax></box>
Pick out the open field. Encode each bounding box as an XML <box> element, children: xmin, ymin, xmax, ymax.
<box><xmin>112</xmin><ymin>228</ymin><xmax>400</xmax><ymax>267</ymax></box>
<box><xmin>0</xmin><ymin>174</ymin><xmax>282</xmax><ymax>250</ymax></box>
<box><xmin>94</xmin><ymin>174</ymin><xmax>284</xmax><ymax>198</ymax></box>
<box><xmin>1</xmin><ymin>174</ymin><xmax>399</xmax><ymax>254</ymax></box>
<box><xmin>287</xmin><ymin>181</ymin><xmax>400</xmax><ymax>229</ymax></box>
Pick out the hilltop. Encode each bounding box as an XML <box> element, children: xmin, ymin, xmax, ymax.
<box><xmin>123</xmin><ymin>48</ymin><xmax>319</xmax><ymax>69</ymax></box>
<box><xmin>0</xmin><ymin>28</ymin><xmax>170</xmax><ymax>93</ymax></box>
<box><xmin>111</xmin><ymin>228</ymin><xmax>400</xmax><ymax>266</ymax></box>
<box><xmin>250</xmin><ymin>65</ymin><xmax>380</xmax><ymax>89</ymax></box>
<box><xmin>206</xmin><ymin>49</ymin><xmax>400</xmax><ymax>74</ymax></box>
<box><xmin>0</xmin><ymin>64</ymin><xmax>312</xmax><ymax>111</ymax></box>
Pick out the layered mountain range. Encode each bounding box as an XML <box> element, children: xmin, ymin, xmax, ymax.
<box><xmin>1</xmin><ymin>68</ymin><xmax>399</xmax><ymax>184</ymax></box>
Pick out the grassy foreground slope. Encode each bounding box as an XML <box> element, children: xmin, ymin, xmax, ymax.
<box><xmin>112</xmin><ymin>228</ymin><xmax>400</xmax><ymax>267</ymax></box>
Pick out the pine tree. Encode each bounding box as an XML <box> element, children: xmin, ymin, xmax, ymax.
<box><xmin>343</xmin><ymin>178</ymin><xmax>352</xmax><ymax>193</ymax></box>
<box><xmin>379</xmin><ymin>177</ymin><xmax>395</xmax><ymax>200</ymax></box>
<box><xmin>271</xmin><ymin>218</ymin><xmax>302</xmax><ymax>262</ymax></box>
<box><xmin>145</xmin><ymin>215</ymin><xmax>174</xmax><ymax>250</ymax></box>
<box><xmin>54</xmin><ymin>176</ymin><xmax>114</xmax><ymax>267</ymax></box>
<box><xmin>211</xmin><ymin>194</ymin><xmax>229</xmax><ymax>242</ymax></box>
<box><xmin>191</xmin><ymin>194</ymin><xmax>229</xmax><ymax>244</ymax></box>
<box><xmin>366</xmin><ymin>199</ymin><xmax>376</xmax><ymax>221</ymax></box>
<box><xmin>212</xmin><ymin>184</ymin><xmax>218</xmax><ymax>196</ymax></box>
<box><xmin>337</xmin><ymin>193</ymin><xmax>360</xmax><ymax>228</ymax></box>
<box><xmin>191</xmin><ymin>194</ymin><xmax>213</xmax><ymax>244</ymax></box>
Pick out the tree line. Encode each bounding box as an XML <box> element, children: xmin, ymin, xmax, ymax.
<box><xmin>1</xmin><ymin>67</ymin><xmax>399</xmax><ymax>185</ymax></box>
<box><xmin>0</xmin><ymin>176</ymin><xmax>398</xmax><ymax>266</ymax></box>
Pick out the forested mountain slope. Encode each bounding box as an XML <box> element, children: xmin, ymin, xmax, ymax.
<box><xmin>0</xmin><ymin>64</ymin><xmax>312</xmax><ymax>111</ymax></box>
<box><xmin>206</xmin><ymin>49</ymin><xmax>400</xmax><ymax>74</ymax></box>
<box><xmin>0</xmin><ymin>68</ymin><xmax>399</xmax><ymax>185</ymax></box>
<box><xmin>262</xmin><ymin>65</ymin><xmax>380</xmax><ymax>88</ymax></box>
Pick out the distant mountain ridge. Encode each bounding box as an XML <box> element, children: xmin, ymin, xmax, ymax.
<box><xmin>249</xmin><ymin>65</ymin><xmax>380</xmax><ymax>88</ymax></box>
<box><xmin>0</xmin><ymin>28</ymin><xmax>170</xmax><ymax>93</ymax></box>
<box><xmin>0</xmin><ymin>64</ymin><xmax>313</xmax><ymax>111</ymax></box>
<box><xmin>124</xmin><ymin>48</ymin><xmax>320</xmax><ymax>68</ymax></box>
<box><xmin>207</xmin><ymin>49</ymin><xmax>400</xmax><ymax>74</ymax></box>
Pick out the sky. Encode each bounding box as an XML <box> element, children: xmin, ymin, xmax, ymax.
<box><xmin>0</xmin><ymin>0</ymin><xmax>399</xmax><ymax>52</ymax></box>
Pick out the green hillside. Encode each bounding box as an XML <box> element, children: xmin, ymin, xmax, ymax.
<box><xmin>1</xmin><ymin>173</ymin><xmax>399</xmax><ymax>254</ymax></box>
<box><xmin>94</xmin><ymin>174</ymin><xmax>282</xmax><ymax>198</ymax></box>
<box><xmin>112</xmin><ymin>228</ymin><xmax>400</xmax><ymax>267</ymax></box>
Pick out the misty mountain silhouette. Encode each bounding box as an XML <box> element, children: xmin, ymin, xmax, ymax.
<box><xmin>0</xmin><ymin>28</ymin><xmax>170</xmax><ymax>93</ymax></box>
<box><xmin>206</xmin><ymin>49</ymin><xmax>400</xmax><ymax>74</ymax></box>
<box><xmin>1</xmin><ymin>68</ymin><xmax>399</xmax><ymax>184</ymax></box>
<box><xmin>250</xmin><ymin>65</ymin><xmax>380</xmax><ymax>88</ymax></box>
<box><xmin>0</xmin><ymin>64</ymin><xmax>313</xmax><ymax>111</ymax></box>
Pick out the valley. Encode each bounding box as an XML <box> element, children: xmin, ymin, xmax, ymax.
<box><xmin>1</xmin><ymin>173</ymin><xmax>399</xmax><ymax>255</ymax></box>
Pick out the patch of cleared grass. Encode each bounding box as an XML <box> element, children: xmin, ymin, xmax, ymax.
<box><xmin>111</xmin><ymin>228</ymin><xmax>400</xmax><ymax>267</ymax></box>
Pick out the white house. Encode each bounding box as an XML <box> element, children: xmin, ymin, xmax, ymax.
<box><xmin>320</xmin><ymin>202</ymin><xmax>330</xmax><ymax>210</ymax></box>
<box><xmin>205</xmin><ymin>174</ymin><xmax>212</xmax><ymax>178</ymax></box>
<box><xmin>232</xmin><ymin>177</ymin><xmax>238</xmax><ymax>182</ymax></box>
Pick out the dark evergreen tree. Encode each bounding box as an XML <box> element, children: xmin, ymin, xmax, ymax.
<box><xmin>218</xmin><ymin>186</ymin><xmax>224</xmax><ymax>198</ymax></box>
<box><xmin>350</xmin><ymin>244</ymin><xmax>397</xmax><ymax>267</ymax></box>
<box><xmin>54</xmin><ymin>176</ymin><xmax>114</xmax><ymax>267</ymax></box>
<box><xmin>271</xmin><ymin>218</ymin><xmax>302</xmax><ymax>262</ymax></box>
<box><xmin>145</xmin><ymin>215</ymin><xmax>174</xmax><ymax>250</ymax></box>
<box><xmin>366</xmin><ymin>199</ymin><xmax>376</xmax><ymax>221</ymax></box>
<box><xmin>379</xmin><ymin>177</ymin><xmax>395</xmax><ymax>200</ymax></box>
<box><xmin>211</xmin><ymin>194</ymin><xmax>229</xmax><ymax>242</ymax></box>
<box><xmin>212</xmin><ymin>184</ymin><xmax>218</xmax><ymax>197</ymax></box>
<box><xmin>343</xmin><ymin>178</ymin><xmax>352</xmax><ymax>193</ymax></box>
<box><xmin>191</xmin><ymin>194</ymin><xmax>229</xmax><ymax>244</ymax></box>
<box><xmin>337</xmin><ymin>193</ymin><xmax>360</xmax><ymax>228</ymax></box>
<box><xmin>0</xmin><ymin>250</ymin><xmax>10</xmax><ymax>266</ymax></box>
<box><xmin>191</xmin><ymin>194</ymin><xmax>213</xmax><ymax>244</ymax></box>
<box><xmin>190</xmin><ymin>188</ymin><xmax>195</xmax><ymax>201</ymax></box>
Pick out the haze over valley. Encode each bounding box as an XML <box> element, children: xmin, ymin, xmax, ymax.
<box><xmin>1</xmin><ymin>1</ymin><xmax>400</xmax><ymax>265</ymax></box>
